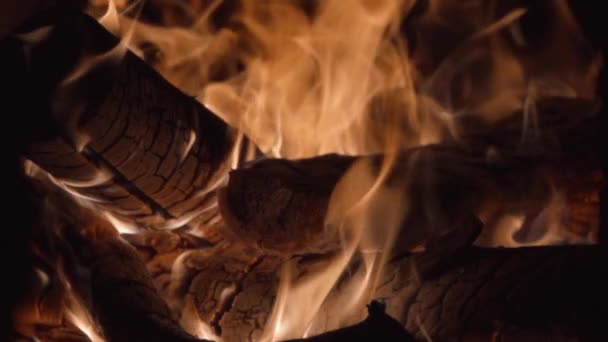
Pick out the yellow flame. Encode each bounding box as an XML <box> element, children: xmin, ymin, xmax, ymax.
<box><xmin>58</xmin><ymin>268</ymin><xmax>105</xmax><ymax>342</ymax></box>
<box><xmin>204</xmin><ymin>0</ymin><xmax>414</xmax><ymax>157</ymax></box>
<box><xmin>180</xmin><ymin>293</ymin><xmax>221</xmax><ymax>341</ymax></box>
<box><xmin>98</xmin><ymin>0</ymin><xmax>120</xmax><ymax>34</ymax></box>
<box><xmin>62</xmin><ymin>1</ymin><xmax>142</xmax><ymax>88</ymax></box>
<box><xmin>262</xmin><ymin>156</ymin><xmax>408</xmax><ymax>339</ymax></box>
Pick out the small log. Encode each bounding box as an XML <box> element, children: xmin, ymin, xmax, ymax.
<box><xmin>6</xmin><ymin>7</ymin><xmax>236</xmax><ymax>232</ymax></box>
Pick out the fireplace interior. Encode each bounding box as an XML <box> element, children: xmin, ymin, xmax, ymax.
<box><xmin>2</xmin><ymin>0</ymin><xmax>607</xmax><ymax>341</ymax></box>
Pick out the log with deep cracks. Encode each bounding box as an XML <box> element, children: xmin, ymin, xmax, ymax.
<box><xmin>133</xmin><ymin>217</ymin><xmax>606</xmax><ymax>341</ymax></box>
<box><xmin>11</xmin><ymin>7</ymin><xmax>236</xmax><ymax>233</ymax></box>
<box><xmin>218</xmin><ymin>126</ymin><xmax>603</xmax><ymax>256</ymax></box>
<box><xmin>4</xmin><ymin>3</ymin><xmax>607</xmax><ymax>342</ymax></box>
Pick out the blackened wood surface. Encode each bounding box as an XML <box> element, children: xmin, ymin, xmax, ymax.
<box><xmin>378</xmin><ymin>245</ymin><xmax>606</xmax><ymax>341</ymax></box>
<box><xmin>17</xmin><ymin>10</ymin><xmax>235</xmax><ymax>231</ymax></box>
<box><xmin>132</xmin><ymin>230</ymin><xmax>605</xmax><ymax>341</ymax></box>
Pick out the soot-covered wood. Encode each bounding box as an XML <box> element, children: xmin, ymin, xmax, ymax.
<box><xmin>133</xmin><ymin>219</ymin><xmax>605</xmax><ymax>341</ymax></box>
<box><xmin>19</xmin><ymin>183</ymin><xmax>207</xmax><ymax>342</ymax></box>
<box><xmin>13</xmin><ymin>8</ymin><xmax>235</xmax><ymax>232</ymax></box>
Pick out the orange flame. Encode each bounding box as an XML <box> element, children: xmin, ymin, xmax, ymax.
<box><xmin>40</xmin><ymin>0</ymin><xmax>604</xmax><ymax>339</ymax></box>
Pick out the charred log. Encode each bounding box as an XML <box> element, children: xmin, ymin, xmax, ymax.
<box><xmin>282</xmin><ymin>302</ymin><xmax>415</xmax><ymax>342</ymax></box>
<box><xmin>16</xmin><ymin>182</ymin><xmax>207</xmax><ymax>342</ymax></box>
<box><xmin>218</xmin><ymin>126</ymin><xmax>602</xmax><ymax>255</ymax></box>
<box><xmin>138</xmin><ymin>223</ymin><xmax>606</xmax><ymax>341</ymax></box>
<box><xmin>7</xmin><ymin>7</ymin><xmax>236</xmax><ymax>232</ymax></box>
<box><xmin>378</xmin><ymin>245</ymin><xmax>606</xmax><ymax>341</ymax></box>
<box><xmin>570</xmin><ymin>2</ymin><xmax>608</xmax><ymax>246</ymax></box>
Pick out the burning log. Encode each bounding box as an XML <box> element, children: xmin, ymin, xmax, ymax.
<box><xmin>9</xmin><ymin>7</ymin><xmax>236</xmax><ymax>232</ymax></box>
<box><xmin>282</xmin><ymin>302</ymin><xmax>415</xmax><ymax>342</ymax></box>
<box><xmin>4</xmin><ymin>2</ymin><xmax>606</xmax><ymax>341</ymax></box>
<box><xmin>569</xmin><ymin>2</ymin><xmax>608</xmax><ymax>246</ymax></box>
<box><xmin>16</xmin><ymin>181</ymin><xmax>207</xmax><ymax>342</ymax></box>
<box><xmin>218</xmin><ymin>111</ymin><xmax>603</xmax><ymax>255</ymax></box>
<box><xmin>377</xmin><ymin>245</ymin><xmax>606</xmax><ymax>340</ymax></box>
<box><xmin>76</xmin><ymin>236</ymin><xmax>205</xmax><ymax>342</ymax></box>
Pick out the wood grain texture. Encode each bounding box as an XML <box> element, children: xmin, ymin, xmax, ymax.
<box><xmin>132</xmin><ymin>229</ymin><xmax>605</xmax><ymax>341</ymax></box>
<box><xmin>219</xmin><ymin>141</ymin><xmax>602</xmax><ymax>255</ymax></box>
<box><xmin>18</xmin><ymin>11</ymin><xmax>235</xmax><ymax>232</ymax></box>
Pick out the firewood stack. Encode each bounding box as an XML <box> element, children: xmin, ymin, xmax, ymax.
<box><xmin>3</xmin><ymin>1</ymin><xmax>607</xmax><ymax>341</ymax></box>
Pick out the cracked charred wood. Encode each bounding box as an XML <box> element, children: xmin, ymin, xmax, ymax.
<box><xmin>19</xmin><ymin>182</ymin><xmax>207</xmax><ymax>342</ymax></box>
<box><xmin>218</xmin><ymin>113</ymin><xmax>603</xmax><ymax>255</ymax></box>
<box><xmin>218</xmin><ymin>154</ymin><xmax>356</xmax><ymax>255</ymax></box>
<box><xmin>111</xmin><ymin>221</ymin><xmax>275</xmax><ymax>340</ymax></box>
<box><xmin>377</xmin><ymin>245</ymin><xmax>606</xmax><ymax>341</ymax></box>
<box><xmin>569</xmin><ymin>3</ymin><xmax>608</xmax><ymax>246</ymax></box>
<box><xmin>142</xmin><ymin>227</ymin><xmax>605</xmax><ymax>341</ymax></box>
<box><xmin>175</xmin><ymin>245</ymin><xmax>279</xmax><ymax>341</ymax></box>
<box><xmin>8</xmin><ymin>7</ymin><xmax>235</xmax><ymax>232</ymax></box>
<box><xmin>75</xmin><ymin>235</ymin><xmax>206</xmax><ymax>342</ymax></box>
<box><xmin>125</xmin><ymin>217</ymin><xmax>597</xmax><ymax>342</ymax></box>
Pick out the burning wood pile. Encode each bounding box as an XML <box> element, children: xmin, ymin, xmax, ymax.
<box><xmin>3</xmin><ymin>0</ymin><xmax>606</xmax><ymax>341</ymax></box>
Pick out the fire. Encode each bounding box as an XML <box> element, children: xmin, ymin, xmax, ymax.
<box><xmin>262</xmin><ymin>157</ymin><xmax>408</xmax><ymax>340</ymax></box>
<box><xmin>14</xmin><ymin>0</ymin><xmax>602</xmax><ymax>340</ymax></box>
<box><xmin>10</xmin><ymin>180</ymin><xmax>106</xmax><ymax>341</ymax></box>
<box><xmin>63</xmin><ymin>290</ymin><xmax>104</xmax><ymax>342</ymax></box>
<box><xmin>181</xmin><ymin>298</ymin><xmax>221</xmax><ymax>341</ymax></box>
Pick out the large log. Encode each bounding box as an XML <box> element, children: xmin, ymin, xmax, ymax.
<box><xmin>218</xmin><ymin>125</ymin><xmax>602</xmax><ymax>255</ymax></box>
<box><xmin>14</xmin><ymin>196</ymin><xmax>606</xmax><ymax>342</ymax></box>
<box><xmin>9</xmin><ymin>7</ymin><xmax>236</xmax><ymax>233</ymax></box>
<box><xmin>283</xmin><ymin>302</ymin><xmax>415</xmax><ymax>342</ymax></box>
<box><xmin>134</xmin><ymin>219</ymin><xmax>605</xmax><ymax>341</ymax></box>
